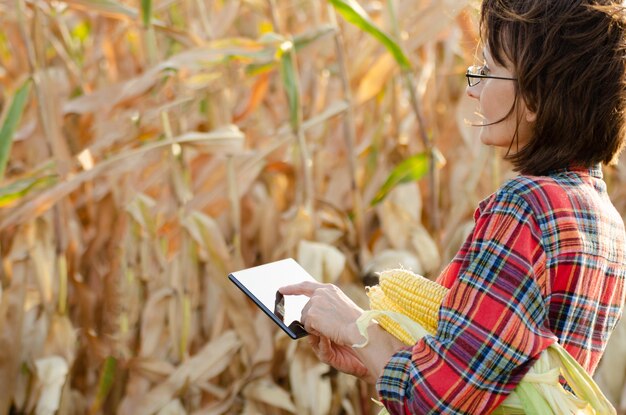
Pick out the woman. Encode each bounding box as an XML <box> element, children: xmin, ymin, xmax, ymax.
<box><xmin>281</xmin><ymin>0</ymin><xmax>626</xmax><ymax>413</ymax></box>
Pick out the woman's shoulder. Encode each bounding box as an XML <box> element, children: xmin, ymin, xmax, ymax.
<box><xmin>491</xmin><ymin>167</ymin><xmax>612</xmax><ymax>219</ymax></box>
<box><xmin>498</xmin><ymin>174</ymin><xmax>563</xmax><ymax>200</ymax></box>
<box><xmin>481</xmin><ymin>171</ymin><xmax>589</xmax><ymax>217</ymax></box>
<box><xmin>485</xmin><ymin>174</ymin><xmax>557</xmax><ymax>207</ymax></box>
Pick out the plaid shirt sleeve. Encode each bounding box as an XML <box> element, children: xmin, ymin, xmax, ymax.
<box><xmin>375</xmin><ymin>186</ymin><xmax>558</xmax><ymax>414</ymax></box>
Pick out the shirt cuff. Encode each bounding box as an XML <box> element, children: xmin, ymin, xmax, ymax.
<box><xmin>376</xmin><ymin>345</ymin><xmax>416</xmax><ymax>412</ymax></box>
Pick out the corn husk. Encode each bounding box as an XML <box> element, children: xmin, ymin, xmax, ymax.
<box><xmin>356</xmin><ymin>307</ymin><xmax>616</xmax><ymax>415</ymax></box>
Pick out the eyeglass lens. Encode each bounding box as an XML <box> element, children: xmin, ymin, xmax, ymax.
<box><xmin>466</xmin><ymin>65</ymin><xmax>482</xmax><ymax>87</ymax></box>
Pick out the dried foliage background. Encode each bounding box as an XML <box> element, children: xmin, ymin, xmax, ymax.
<box><xmin>0</xmin><ymin>0</ymin><xmax>625</xmax><ymax>414</ymax></box>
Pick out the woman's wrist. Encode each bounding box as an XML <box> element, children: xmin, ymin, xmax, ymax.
<box><xmin>345</xmin><ymin>321</ymin><xmax>367</xmax><ymax>346</ymax></box>
<box><xmin>349</xmin><ymin>322</ymin><xmax>407</xmax><ymax>383</ymax></box>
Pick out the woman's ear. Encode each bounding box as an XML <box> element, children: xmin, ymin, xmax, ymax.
<box><xmin>519</xmin><ymin>97</ymin><xmax>537</xmax><ymax>123</ymax></box>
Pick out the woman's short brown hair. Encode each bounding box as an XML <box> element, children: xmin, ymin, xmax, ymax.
<box><xmin>480</xmin><ymin>0</ymin><xmax>626</xmax><ymax>175</ymax></box>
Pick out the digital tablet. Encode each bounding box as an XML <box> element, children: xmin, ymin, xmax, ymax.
<box><xmin>228</xmin><ymin>258</ymin><xmax>316</xmax><ymax>339</ymax></box>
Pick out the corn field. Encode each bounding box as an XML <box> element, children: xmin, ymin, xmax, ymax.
<box><xmin>0</xmin><ymin>0</ymin><xmax>625</xmax><ymax>413</ymax></box>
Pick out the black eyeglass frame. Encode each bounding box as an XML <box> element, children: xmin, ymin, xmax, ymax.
<box><xmin>466</xmin><ymin>65</ymin><xmax>517</xmax><ymax>87</ymax></box>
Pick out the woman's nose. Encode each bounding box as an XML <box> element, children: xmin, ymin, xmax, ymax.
<box><xmin>466</xmin><ymin>83</ymin><xmax>480</xmax><ymax>99</ymax></box>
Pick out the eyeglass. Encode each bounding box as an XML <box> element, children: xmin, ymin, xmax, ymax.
<box><xmin>466</xmin><ymin>65</ymin><xmax>517</xmax><ymax>87</ymax></box>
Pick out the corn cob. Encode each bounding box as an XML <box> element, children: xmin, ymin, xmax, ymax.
<box><xmin>361</xmin><ymin>268</ymin><xmax>616</xmax><ymax>415</ymax></box>
<box><xmin>376</xmin><ymin>269</ymin><xmax>447</xmax><ymax>335</ymax></box>
<box><xmin>366</xmin><ymin>285</ymin><xmax>416</xmax><ymax>345</ymax></box>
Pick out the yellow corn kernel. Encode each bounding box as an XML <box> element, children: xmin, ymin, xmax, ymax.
<box><xmin>366</xmin><ymin>285</ymin><xmax>416</xmax><ymax>346</ymax></box>
<box><xmin>378</xmin><ymin>269</ymin><xmax>448</xmax><ymax>335</ymax></box>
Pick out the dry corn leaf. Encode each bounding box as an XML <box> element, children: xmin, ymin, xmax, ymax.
<box><xmin>156</xmin><ymin>399</ymin><xmax>187</xmax><ymax>415</ymax></box>
<box><xmin>301</xmin><ymin>100</ymin><xmax>350</xmax><ymax>131</ymax></box>
<box><xmin>322</xmin><ymin>164</ymin><xmax>353</xmax><ymax>210</ymax></box>
<box><xmin>20</xmin><ymin>305</ymin><xmax>48</xmax><ymax>361</ymax></box>
<box><xmin>341</xmin><ymin>397</ymin><xmax>357</xmax><ymax>415</ymax></box>
<box><xmin>57</xmin><ymin>381</ymin><xmax>86</xmax><ymax>415</ymax></box>
<box><xmin>177</xmin><ymin>125</ymin><xmax>245</xmax><ymax>155</ymax></box>
<box><xmin>61</xmin><ymin>0</ymin><xmax>139</xmax><ymax>20</ymax></box>
<box><xmin>191</xmin><ymin>378</ymin><xmax>247</xmax><ymax>415</ymax></box>
<box><xmin>44</xmin><ymin>314</ymin><xmax>77</xmax><ymax>366</ymax></box>
<box><xmin>274</xmin><ymin>207</ymin><xmax>314</xmax><ymax>259</ymax></box>
<box><xmin>37</xmin><ymin>68</ymin><xmax>73</xmax><ymax>167</ymax></box>
<box><xmin>355</xmin><ymin>53</ymin><xmax>397</xmax><ymax>105</ymax></box>
<box><xmin>183</xmin><ymin>211</ymin><xmax>230</xmax><ymax>272</ymax></box>
<box><xmin>126</xmin><ymin>194</ymin><xmax>157</xmax><ymax>234</ymax></box>
<box><xmin>167</xmin><ymin>258</ymin><xmax>184</xmax><ymax>330</ymax></box>
<box><xmin>289</xmin><ymin>348</ymin><xmax>332</xmax><ymax>415</ymax></box>
<box><xmin>403</xmin><ymin>0</ymin><xmax>464</xmax><ymax>50</ymax></box>
<box><xmin>211</xmin><ymin>0</ymin><xmax>241</xmax><ymax>39</ymax></box>
<box><xmin>128</xmin><ymin>357</ymin><xmax>175</xmax><ymax>383</ymax></box>
<box><xmin>410</xmin><ymin>224</ymin><xmax>441</xmax><ymax>275</ymax></box>
<box><xmin>250</xmin><ymin>312</ymin><xmax>274</xmax><ymax>369</ymax></box>
<box><xmin>188</xmin><ymin>154</ymin><xmax>266</xmax><ymax>218</ymax></box>
<box><xmin>234</xmin><ymin>72</ymin><xmax>271</xmax><ymax>123</ymax></box>
<box><xmin>139</xmin><ymin>287</ymin><xmax>173</xmax><ymax>357</ymax></box>
<box><xmin>363</xmin><ymin>249</ymin><xmax>423</xmax><ymax>277</ymax></box>
<box><xmin>34</xmin><ymin>356</ymin><xmax>69</xmax><ymax>415</ymax></box>
<box><xmin>0</xmin><ymin>263</ymin><xmax>27</xmax><ymax>414</ymax></box>
<box><xmin>377</xmin><ymin>182</ymin><xmax>422</xmax><ymax>250</ymax></box>
<box><xmin>28</xmin><ymin>219</ymin><xmax>56</xmax><ymax>306</ymax></box>
<box><xmin>240</xmin><ymin>400</ymin><xmax>262</xmax><ymax>415</ymax></box>
<box><xmin>201</xmin><ymin>277</ymin><xmax>225</xmax><ymax>340</ymax></box>
<box><xmin>63</xmin><ymin>41</ymin><xmax>272</xmax><ymax>115</ymax></box>
<box><xmin>120</xmin><ymin>330</ymin><xmax>241</xmax><ymax>415</ymax></box>
<box><xmin>256</xmin><ymin>189</ymin><xmax>280</xmax><ymax>262</ymax></box>
<box><xmin>297</xmin><ymin>240</ymin><xmax>346</xmax><ymax>283</ymax></box>
<box><xmin>243</xmin><ymin>377</ymin><xmax>297</xmax><ymax>413</ymax></box>
<box><xmin>239</xmin><ymin>183</ymin><xmax>270</xmax><ymax>263</ymax></box>
<box><xmin>2</xmin><ymin>138</ymin><xmax>208</xmax><ymax>230</ymax></box>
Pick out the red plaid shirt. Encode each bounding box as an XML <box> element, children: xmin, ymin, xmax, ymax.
<box><xmin>376</xmin><ymin>166</ymin><xmax>626</xmax><ymax>414</ymax></box>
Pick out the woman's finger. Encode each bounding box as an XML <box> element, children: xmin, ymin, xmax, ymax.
<box><xmin>300</xmin><ymin>299</ymin><xmax>315</xmax><ymax>332</ymax></box>
<box><xmin>308</xmin><ymin>334</ymin><xmax>321</xmax><ymax>350</ymax></box>
<box><xmin>318</xmin><ymin>336</ymin><xmax>332</xmax><ymax>358</ymax></box>
<box><xmin>278</xmin><ymin>281</ymin><xmax>325</xmax><ymax>296</ymax></box>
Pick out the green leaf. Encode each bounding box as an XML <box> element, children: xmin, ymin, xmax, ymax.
<box><xmin>245</xmin><ymin>61</ymin><xmax>276</xmax><ymax>77</ymax></box>
<box><xmin>279</xmin><ymin>42</ymin><xmax>301</xmax><ymax>131</ymax></box>
<box><xmin>293</xmin><ymin>25</ymin><xmax>336</xmax><ymax>51</ymax></box>
<box><xmin>328</xmin><ymin>0</ymin><xmax>411</xmax><ymax>71</ymax></box>
<box><xmin>370</xmin><ymin>152</ymin><xmax>429</xmax><ymax>206</ymax></box>
<box><xmin>141</xmin><ymin>0</ymin><xmax>152</xmax><ymax>26</ymax></box>
<box><xmin>0</xmin><ymin>80</ymin><xmax>31</xmax><ymax>181</ymax></box>
<box><xmin>0</xmin><ymin>175</ymin><xmax>58</xmax><ymax>207</ymax></box>
<box><xmin>91</xmin><ymin>356</ymin><xmax>117</xmax><ymax>414</ymax></box>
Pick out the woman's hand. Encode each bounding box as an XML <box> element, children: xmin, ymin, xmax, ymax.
<box><xmin>279</xmin><ymin>281</ymin><xmax>365</xmax><ymax>347</ymax></box>
<box><xmin>307</xmin><ymin>334</ymin><xmax>376</xmax><ymax>383</ymax></box>
<box><xmin>280</xmin><ymin>281</ymin><xmax>406</xmax><ymax>384</ymax></box>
